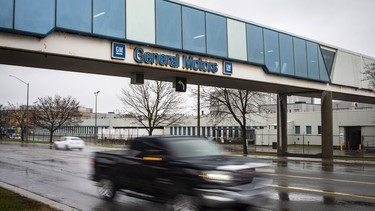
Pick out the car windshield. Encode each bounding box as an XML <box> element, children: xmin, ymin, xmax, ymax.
<box><xmin>165</xmin><ymin>139</ymin><xmax>224</xmax><ymax>158</ymax></box>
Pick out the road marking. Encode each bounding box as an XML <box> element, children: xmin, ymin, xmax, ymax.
<box><xmin>271</xmin><ymin>184</ymin><xmax>375</xmax><ymax>200</ymax></box>
<box><xmin>268</xmin><ymin>173</ymin><xmax>375</xmax><ymax>185</ymax></box>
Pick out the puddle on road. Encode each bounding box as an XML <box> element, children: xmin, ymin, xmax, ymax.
<box><xmin>29</xmin><ymin>159</ymin><xmax>68</xmax><ymax>165</ymax></box>
<box><xmin>0</xmin><ymin>161</ymin><xmax>25</xmax><ymax>171</ymax></box>
<box><xmin>337</xmin><ymin>200</ymin><xmax>375</xmax><ymax>208</ymax></box>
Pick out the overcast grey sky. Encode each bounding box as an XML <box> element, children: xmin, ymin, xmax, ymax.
<box><xmin>1</xmin><ymin>0</ymin><xmax>375</xmax><ymax>113</ymax></box>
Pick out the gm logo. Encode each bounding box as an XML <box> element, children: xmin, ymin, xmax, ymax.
<box><xmin>112</xmin><ymin>42</ymin><xmax>126</xmax><ymax>60</ymax></box>
<box><xmin>223</xmin><ymin>61</ymin><xmax>233</xmax><ymax>75</ymax></box>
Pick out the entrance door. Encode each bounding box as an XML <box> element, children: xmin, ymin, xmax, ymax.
<box><xmin>345</xmin><ymin>127</ymin><xmax>361</xmax><ymax>150</ymax></box>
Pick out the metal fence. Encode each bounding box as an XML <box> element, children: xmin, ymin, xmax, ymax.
<box><xmin>25</xmin><ymin>131</ymin><xmax>375</xmax><ymax>153</ymax></box>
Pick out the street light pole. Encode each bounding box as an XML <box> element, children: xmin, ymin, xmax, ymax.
<box><xmin>9</xmin><ymin>75</ymin><xmax>29</xmax><ymax>143</ymax></box>
<box><xmin>94</xmin><ymin>91</ymin><xmax>100</xmax><ymax>144</ymax></box>
<box><xmin>197</xmin><ymin>85</ymin><xmax>200</xmax><ymax>137</ymax></box>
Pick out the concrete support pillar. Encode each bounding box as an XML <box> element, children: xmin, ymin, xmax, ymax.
<box><xmin>321</xmin><ymin>91</ymin><xmax>333</xmax><ymax>160</ymax></box>
<box><xmin>277</xmin><ymin>94</ymin><xmax>288</xmax><ymax>156</ymax></box>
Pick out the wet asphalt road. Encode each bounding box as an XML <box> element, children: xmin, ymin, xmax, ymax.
<box><xmin>0</xmin><ymin>142</ymin><xmax>375</xmax><ymax>211</ymax></box>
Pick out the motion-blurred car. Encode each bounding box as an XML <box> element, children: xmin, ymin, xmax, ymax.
<box><xmin>92</xmin><ymin>136</ymin><xmax>272</xmax><ymax>210</ymax></box>
<box><xmin>10</xmin><ymin>133</ymin><xmax>21</xmax><ymax>139</ymax></box>
<box><xmin>54</xmin><ymin>136</ymin><xmax>85</xmax><ymax>150</ymax></box>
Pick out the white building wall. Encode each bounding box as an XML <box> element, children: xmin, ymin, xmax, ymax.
<box><xmin>78</xmin><ymin>109</ymin><xmax>374</xmax><ymax>146</ymax></box>
<box><xmin>327</xmin><ymin>48</ymin><xmax>374</xmax><ymax>93</ymax></box>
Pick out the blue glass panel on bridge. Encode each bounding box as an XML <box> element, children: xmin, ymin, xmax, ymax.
<box><xmin>306</xmin><ymin>41</ymin><xmax>319</xmax><ymax>80</ymax></box>
<box><xmin>247</xmin><ymin>24</ymin><xmax>264</xmax><ymax>65</ymax></box>
<box><xmin>57</xmin><ymin>0</ymin><xmax>92</xmax><ymax>33</ymax></box>
<box><xmin>279</xmin><ymin>33</ymin><xmax>295</xmax><ymax>76</ymax></box>
<box><xmin>206</xmin><ymin>13</ymin><xmax>227</xmax><ymax>57</ymax></box>
<box><xmin>93</xmin><ymin>0</ymin><xmax>125</xmax><ymax>39</ymax></box>
<box><xmin>14</xmin><ymin>0</ymin><xmax>55</xmax><ymax>36</ymax></box>
<box><xmin>182</xmin><ymin>6</ymin><xmax>206</xmax><ymax>54</ymax></box>
<box><xmin>294</xmin><ymin>37</ymin><xmax>308</xmax><ymax>78</ymax></box>
<box><xmin>321</xmin><ymin>48</ymin><xmax>336</xmax><ymax>75</ymax></box>
<box><xmin>156</xmin><ymin>0</ymin><xmax>182</xmax><ymax>49</ymax></box>
<box><xmin>318</xmin><ymin>49</ymin><xmax>330</xmax><ymax>82</ymax></box>
<box><xmin>264</xmin><ymin>29</ymin><xmax>280</xmax><ymax>73</ymax></box>
<box><xmin>0</xmin><ymin>0</ymin><xmax>13</xmax><ymax>30</ymax></box>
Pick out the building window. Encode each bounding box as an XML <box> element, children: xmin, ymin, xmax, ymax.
<box><xmin>234</xmin><ymin>127</ymin><xmax>239</xmax><ymax>138</ymax></box>
<box><xmin>15</xmin><ymin>0</ymin><xmax>55</xmax><ymax>36</ymax></box>
<box><xmin>183</xmin><ymin>127</ymin><xmax>186</xmax><ymax>135</ymax></box>
<box><xmin>206</xmin><ymin>13</ymin><xmax>227</xmax><ymax>57</ymax></box>
<box><xmin>318</xmin><ymin>126</ymin><xmax>322</xmax><ymax>134</ymax></box>
<box><xmin>57</xmin><ymin>0</ymin><xmax>92</xmax><ymax>33</ymax></box>
<box><xmin>319</xmin><ymin>49</ymin><xmax>331</xmax><ymax>82</ymax></box>
<box><xmin>306</xmin><ymin>126</ymin><xmax>312</xmax><ymax>134</ymax></box>
<box><xmin>170</xmin><ymin>127</ymin><xmax>173</xmax><ymax>135</ymax></box>
<box><xmin>279</xmin><ymin>33</ymin><xmax>295</xmax><ymax>76</ymax></box>
<box><xmin>264</xmin><ymin>29</ymin><xmax>280</xmax><ymax>73</ymax></box>
<box><xmin>178</xmin><ymin>127</ymin><xmax>182</xmax><ymax>135</ymax></box>
<box><xmin>0</xmin><ymin>0</ymin><xmax>13</xmax><ymax>29</ymax></box>
<box><xmin>306</xmin><ymin>41</ymin><xmax>319</xmax><ymax>80</ymax></box>
<box><xmin>182</xmin><ymin>6</ymin><xmax>206</xmax><ymax>54</ymax></box>
<box><xmin>156</xmin><ymin>0</ymin><xmax>181</xmax><ymax>49</ymax></box>
<box><xmin>192</xmin><ymin>127</ymin><xmax>196</xmax><ymax>136</ymax></box>
<box><xmin>187</xmin><ymin>127</ymin><xmax>191</xmax><ymax>135</ymax></box>
<box><xmin>93</xmin><ymin>0</ymin><xmax>125</xmax><ymax>39</ymax></box>
<box><xmin>202</xmin><ymin>127</ymin><xmax>206</xmax><ymax>137</ymax></box>
<box><xmin>228</xmin><ymin>127</ymin><xmax>233</xmax><ymax>138</ymax></box>
<box><xmin>295</xmin><ymin>126</ymin><xmax>300</xmax><ymax>134</ymax></box>
<box><xmin>212</xmin><ymin>127</ymin><xmax>216</xmax><ymax>137</ymax></box>
<box><xmin>174</xmin><ymin>127</ymin><xmax>177</xmax><ymax>135</ymax></box>
<box><xmin>217</xmin><ymin>127</ymin><xmax>222</xmax><ymax>137</ymax></box>
<box><xmin>320</xmin><ymin>47</ymin><xmax>336</xmax><ymax>75</ymax></box>
<box><xmin>294</xmin><ymin>37</ymin><xmax>308</xmax><ymax>78</ymax></box>
<box><xmin>207</xmin><ymin>127</ymin><xmax>211</xmax><ymax>137</ymax></box>
<box><xmin>247</xmin><ymin>24</ymin><xmax>264</xmax><ymax>64</ymax></box>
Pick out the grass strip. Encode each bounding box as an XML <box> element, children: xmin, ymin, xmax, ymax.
<box><xmin>0</xmin><ymin>186</ymin><xmax>58</xmax><ymax>211</ymax></box>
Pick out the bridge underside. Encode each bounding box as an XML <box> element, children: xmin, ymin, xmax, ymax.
<box><xmin>1</xmin><ymin>47</ymin><xmax>374</xmax><ymax>104</ymax></box>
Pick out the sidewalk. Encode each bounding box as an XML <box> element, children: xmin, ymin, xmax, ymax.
<box><xmin>252</xmin><ymin>145</ymin><xmax>375</xmax><ymax>157</ymax></box>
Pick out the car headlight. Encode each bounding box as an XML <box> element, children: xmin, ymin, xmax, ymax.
<box><xmin>198</xmin><ymin>171</ymin><xmax>233</xmax><ymax>183</ymax></box>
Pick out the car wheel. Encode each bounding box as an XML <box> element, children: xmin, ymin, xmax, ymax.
<box><xmin>97</xmin><ymin>179</ymin><xmax>116</xmax><ymax>201</ymax></box>
<box><xmin>170</xmin><ymin>194</ymin><xmax>199</xmax><ymax>211</ymax></box>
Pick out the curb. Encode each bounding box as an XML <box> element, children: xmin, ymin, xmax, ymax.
<box><xmin>250</xmin><ymin>155</ymin><xmax>375</xmax><ymax>165</ymax></box>
<box><xmin>0</xmin><ymin>181</ymin><xmax>79</xmax><ymax>211</ymax></box>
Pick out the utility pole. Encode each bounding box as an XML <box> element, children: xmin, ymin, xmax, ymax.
<box><xmin>9</xmin><ymin>75</ymin><xmax>29</xmax><ymax>143</ymax></box>
<box><xmin>94</xmin><ymin>91</ymin><xmax>100</xmax><ymax>144</ymax></box>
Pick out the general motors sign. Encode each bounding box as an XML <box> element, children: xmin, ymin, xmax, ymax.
<box><xmin>112</xmin><ymin>42</ymin><xmax>126</xmax><ymax>60</ymax></box>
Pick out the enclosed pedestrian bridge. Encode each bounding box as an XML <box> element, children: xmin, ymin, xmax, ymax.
<box><xmin>1</xmin><ymin>0</ymin><xmax>374</xmax><ymax>158</ymax></box>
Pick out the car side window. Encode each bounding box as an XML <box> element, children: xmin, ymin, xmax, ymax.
<box><xmin>133</xmin><ymin>141</ymin><xmax>166</xmax><ymax>158</ymax></box>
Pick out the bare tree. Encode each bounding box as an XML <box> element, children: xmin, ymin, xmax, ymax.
<box><xmin>6</xmin><ymin>103</ymin><xmax>32</xmax><ymax>142</ymax></box>
<box><xmin>120</xmin><ymin>80</ymin><xmax>184</xmax><ymax>136</ymax></box>
<box><xmin>363</xmin><ymin>62</ymin><xmax>375</xmax><ymax>90</ymax></box>
<box><xmin>200</xmin><ymin>87</ymin><xmax>272</xmax><ymax>155</ymax></box>
<box><xmin>32</xmin><ymin>95</ymin><xmax>81</xmax><ymax>145</ymax></box>
<box><xmin>0</xmin><ymin>105</ymin><xmax>8</xmax><ymax>139</ymax></box>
